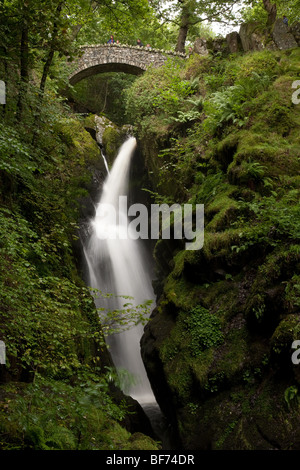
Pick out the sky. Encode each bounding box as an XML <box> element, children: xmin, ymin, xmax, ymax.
<box><xmin>209</xmin><ymin>3</ymin><xmax>244</xmax><ymax>36</ymax></box>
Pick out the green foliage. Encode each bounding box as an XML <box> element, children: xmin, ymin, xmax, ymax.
<box><xmin>92</xmin><ymin>289</ymin><xmax>153</xmax><ymax>336</ymax></box>
<box><xmin>0</xmin><ymin>374</ymin><xmax>140</xmax><ymax>450</ymax></box>
<box><xmin>71</xmin><ymin>73</ymin><xmax>137</xmax><ymax>126</ymax></box>
<box><xmin>0</xmin><ymin>207</ymin><xmax>104</xmax><ymax>377</ymax></box>
<box><xmin>125</xmin><ymin>59</ymin><xmax>200</xmax><ymax>135</ymax></box>
<box><xmin>203</xmin><ymin>71</ymin><xmax>274</xmax><ymax>134</ymax></box>
<box><xmin>241</xmin><ymin>0</ymin><xmax>300</xmax><ymax>25</ymax></box>
<box><xmin>284</xmin><ymin>385</ymin><xmax>299</xmax><ymax>410</ymax></box>
<box><xmin>184</xmin><ymin>306</ymin><xmax>224</xmax><ymax>357</ymax></box>
<box><xmin>285</xmin><ymin>275</ymin><xmax>300</xmax><ymax>310</ymax></box>
<box><xmin>231</xmin><ymin>191</ymin><xmax>300</xmax><ymax>254</ymax></box>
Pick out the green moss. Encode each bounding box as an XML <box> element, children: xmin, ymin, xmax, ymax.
<box><xmin>102</xmin><ymin>125</ymin><xmax>124</xmax><ymax>163</ymax></box>
<box><xmin>125</xmin><ymin>433</ymin><xmax>160</xmax><ymax>450</ymax></box>
<box><xmin>190</xmin><ymin>349</ymin><xmax>214</xmax><ymax>390</ymax></box>
<box><xmin>164</xmin><ymin>273</ymin><xmax>202</xmax><ymax>310</ymax></box>
<box><xmin>214</xmin><ymin>327</ymin><xmax>249</xmax><ymax>381</ymax></box>
<box><xmin>270</xmin><ymin>315</ymin><xmax>300</xmax><ymax>356</ymax></box>
<box><xmin>205</xmin><ymin>191</ymin><xmax>239</xmax><ymax>232</ymax></box>
<box><xmin>202</xmin><ymin>229</ymin><xmax>241</xmax><ymax>259</ymax></box>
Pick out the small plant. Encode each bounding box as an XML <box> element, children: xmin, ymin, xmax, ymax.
<box><xmin>183</xmin><ymin>306</ymin><xmax>224</xmax><ymax>357</ymax></box>
<box><xmin>284</xmin><ymin>385</ymin><xmax>299</xmax><ymax>410</ymax></box>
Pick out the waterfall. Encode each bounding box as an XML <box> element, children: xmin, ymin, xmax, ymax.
<box><xmin>100</xmin><ymin>148</ymin><xmax>110</xmax><ymax>175</ymax></box>
<box><xmin>83</xmin><ymin>137</ymin><xmax>156</xmax><ymax>404</ymax></box>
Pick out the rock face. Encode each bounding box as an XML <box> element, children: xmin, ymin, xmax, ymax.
<box><xmin>226</xmin><ymin>31</ymin><xmax>243</xmax><ymax>53</ymax></box>
<box><xmin>194</xmin><ymin>19</ymin><xmax>299</xmax><ymax>58</ymax></box>
<box><xmin>239</xmin><ymin>22</ymin><xmax>268</xmax><ymax>51</ymax></box>
<box><xmin>193</xmin><ymin>38</ymin><xmax>209</xmax><ymax>56</ymax></box>
<box><xmin>289</xmin><ymin>22</ymin><xmax>300</xmax><ymax>45</ymax></box>
<box><xmin>206</xmin><ymin>37</ymin><xmax>229</xmax><ymax>55</ymax></box>
<box><xmin>138</xmin><ymin>60</ymin><xmax>300</xmax><ymax>448</ymax></box>
<box><xmin>272</xmin><ymin>19</ymin><xmax>299</xmax><ymax>49</ymax></box>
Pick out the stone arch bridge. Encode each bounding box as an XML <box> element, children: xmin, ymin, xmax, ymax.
<box><xmin>69</xmin><ymin>44</ymin><xmax>186</xmax><ymax>85</ymax></box>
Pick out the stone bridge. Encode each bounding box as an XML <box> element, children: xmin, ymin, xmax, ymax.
<box><xmin>69</xmin><ymin>44</ymin><xmax>186</xmax><ymax>85</ymax></box>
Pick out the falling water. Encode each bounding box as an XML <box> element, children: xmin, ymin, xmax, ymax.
<box><xmin>100</xmin><ymin>148</ymin><xmax>110</xmax><ymax>175</ymax></box>
<box><xmin>84</xmin><ymin>137</ymin><xmax>156</xmax><ymax>404</ymax></box>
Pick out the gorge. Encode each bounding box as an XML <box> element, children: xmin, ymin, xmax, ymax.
<box><xmin>0</xmin><ymin>5</ymin><xmax>300</xmax><ymax>451</ymax></box>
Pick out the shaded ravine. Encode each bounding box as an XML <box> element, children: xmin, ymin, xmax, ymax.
<box><xmin>82</xmin><ymin>137</ymin><xmax>172</xmax><ymax>447</ymax></box>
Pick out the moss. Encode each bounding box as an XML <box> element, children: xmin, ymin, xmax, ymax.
<box><xmin>83</xmin><ymin>113</ymin><xmax>97</xmax><ymax>130</ymax></box>
<box><xmin>190</xmin><ymin>349</ymin><xmax>214</xmax><ymax>391</ymax></box>
<box><xmin>213</xmin><ymin>326</ymin><xmax>249</xmax><ymax>383</ymax></box>
<box><xmin>205</xmin><ymin>191</ymin><xmax>239</xmax><ymax>232</ymax></box>
<box><xmin>202</xmin><ymin>229</ymin><xmax>241</xmax><ymax>260</ymax></box>
<box><xmin>164</xmin><ymin>273</ymin><xmax>202</xmax><ymax>310</ymax></box>
<box><xmin>126</xmin><ymin>432</ymin><xmax>160</xmax><ymax>450</ymax></box>
<box><xmin>102</xmin><ymin>125</ymin><xmax>124</xmax><ymax>163</ymax></box>
<box><xmin>212</xmin><ymin>132</ymin><xmax>239</xmax><ymax>170</ymax></box>
<box><xmin>270</xmin><ymin>315</ymin><xmax>300</xmax><ymax>356</ymax></box>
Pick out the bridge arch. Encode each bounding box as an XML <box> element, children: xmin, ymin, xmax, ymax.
<box><xmin>69</xmin><ymin>44</ymin><xmax>186</xmax><ymax>85</ymax></box>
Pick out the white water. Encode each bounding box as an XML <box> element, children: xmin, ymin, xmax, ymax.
<box><xmin>100</xmin><ymin>148</ymin><xmax>110</xmax><ymax>175</ymax></box>
<box><xmin>84</xmin><ymin>137</ymin><xmax>156</xmax><ymax>404</ymax></box>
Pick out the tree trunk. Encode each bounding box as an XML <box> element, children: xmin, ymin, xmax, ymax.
<box><xmin>176</xmin><ymin>23</ymin><xmax>189</xmax><ymax>53</ymax></box>
<box><xmin>39</xmin><ymin>3</ymin><xmax>62</xmax><ymax>94</ymax></box>
<box><xmin>175</xmin><ymin>5</ymin><xmax>190</xmax><ymax>53</ymax></box>
<box><xmin>262</xmin><ymin>0</ymin><xmax>277</xmax><ymax>26</ymax></box>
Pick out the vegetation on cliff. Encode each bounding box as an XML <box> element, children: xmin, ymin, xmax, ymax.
<box><xmin>125</xmin><ymin>46</ymin><xmax>300</xmax><ymax>449</ymax></box>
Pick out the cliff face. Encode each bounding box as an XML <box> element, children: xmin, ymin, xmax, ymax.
<box><xmin>134</xmin><ymin>47</ymin><xmax>300</xmax><ymax>449</ymax></box>
<box><xmin>194</xmin><ymin>19</ymin><xmax>300</xmax><ymax>57</ymax></box>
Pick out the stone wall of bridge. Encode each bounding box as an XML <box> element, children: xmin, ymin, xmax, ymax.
<box><xmin>69</xmin><ymin>44</ymin><xmax>186</xmax><ymax>85</ymax></box>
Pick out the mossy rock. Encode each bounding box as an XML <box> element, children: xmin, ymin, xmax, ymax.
<box><xmin>102</xmin><ymin>125</ymin><xmax>130</xmax><ymax>164</ymax></box>
<box><xmin>126</xmin><ymin>432</ymin><xmax>160</xmax><ymax>450</ymax></box>
<box><xmin>270</xmin><ymin>314</ymin><xmax>300</xmax><ymax>358</ymax></box>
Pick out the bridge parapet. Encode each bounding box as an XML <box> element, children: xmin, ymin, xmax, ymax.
<box><xmin>69</xmin><ymin>43</ymin><xmax>186</xmax><ymax>85</ymax></box>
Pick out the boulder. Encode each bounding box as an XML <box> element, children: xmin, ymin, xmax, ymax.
<box><xmin>206</xmin><ymin>37</ymin><xmax>229</xmax><ymax>55</ymax></box>
<box><xmin>272</xmin><ymin>18</ymin><xmax>298</xmax><ymax>50</ymax></box>
<box><xmin>193</xmin><ymin>38</ymin><xmax>209</xmax><ymax>56</ymax></box>
<box><xmin>288</xmin><ymin>21</ymin><xmax>300</xmax><ymax>46</ymax></box>
<box><xmin>226</xmin><ymin>31</ymin><xmax>243</xmax><ymax>53</ymax></box>
<box><xmin>239</xmin><ymin>22</ymin><xmax>266</xmax><ymax>51</ymax></box>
